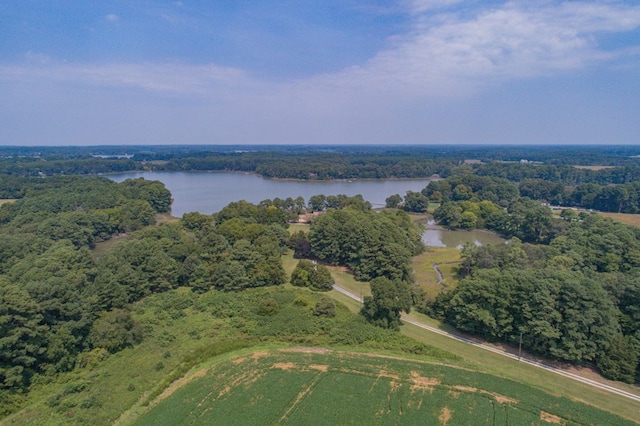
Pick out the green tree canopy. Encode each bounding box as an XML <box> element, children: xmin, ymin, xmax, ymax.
<box><xmin>361</xmin><ymin>277</ymin><xmax>412</xmax><ymax>330</ymax></box>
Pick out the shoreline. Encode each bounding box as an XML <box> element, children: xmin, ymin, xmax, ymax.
<box><xmin>99</xmin><ymin>169</ymin><xmax>440</xmax><ymax>183</ymax></box>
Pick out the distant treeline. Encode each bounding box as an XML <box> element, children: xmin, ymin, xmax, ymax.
<box><xmin>421</xmin><ymin>174</ymin><xmax>640</xmax><ymax>215</ymax></box>
<box><xmin>0</xmin><ymin>157</ymin><xmax>140</xmax><ymax>176</ymax></box>
<box><xmin>2</xmin><ymin>144</ymin><xmax>640</xmax><ymax>180</ymax></box>
<box><xmin>4</xmin><ymin>144</ymin><xmax>640</xmax><ymax>165</ymax></box>
<box><xmin>4</xmin><ymin>145</ymin><xmax>640</xmax><ymax>214</ymax></box>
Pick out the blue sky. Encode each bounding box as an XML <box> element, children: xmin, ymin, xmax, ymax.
<box><xmin>1</xmin><ymin>0</ymin><xmax>640</xmax><ymax>146</ymax></box>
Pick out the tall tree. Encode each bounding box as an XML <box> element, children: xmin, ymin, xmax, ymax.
<box><xmin>361</xmin><ymin>277</ymin><xmax>412</xmax><ymax>330</ymax></box>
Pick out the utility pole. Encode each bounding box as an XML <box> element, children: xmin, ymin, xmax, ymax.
<box><xmin>518</xmin><ymin>332</ymin><xmax>523</xmax><ymax>361</ymax></box>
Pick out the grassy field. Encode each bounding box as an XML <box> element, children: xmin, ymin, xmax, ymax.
<box><xmin>330</xmin><ymin>265</ymin><xmax>371</xmax><ymax>298</ymax></box>
<box><xmin>132</xmin><ymin>349</ymin><xmax>635</xmax><ymax>426</ymax></box>
<box><xmin>288</xmin><ymin>222</ymin><xmax>311</xmax><ymax>234</ymax></box>
<box><xmin>400</xmin><ymin>311</ymin><xmax>640</xmax><ymax>423</ymax></box>
<box><xmin>598</xmin><ymin>212</ymin><xmax>640</xmax><ymax>228</ymax></box>
<box><xmin>550</xmin><ymin>207</ymin><xmax>640</xmax><ymax>229</ymax></box>
<box><xmin>412</xmin><ymin>247</ymin><xmax>461</xmax><ymax>298</ymax></box>
<box><xmin>573</xmin><ymin>165</ymin><xmax>616</xmax><ymax>170</ymax></box>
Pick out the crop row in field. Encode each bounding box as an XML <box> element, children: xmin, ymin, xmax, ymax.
<box><xmin>134</xmin><ymin>349</ymin><xmax>634</xmax><ymax>425</ymax></box>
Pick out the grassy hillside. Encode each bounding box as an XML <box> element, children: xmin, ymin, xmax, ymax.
<box><xmin>0</xmin><ymin>286</ymin><xmax>455</xmax><ymax>425</ymax></box>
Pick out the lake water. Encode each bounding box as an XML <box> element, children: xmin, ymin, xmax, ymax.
<box><xmin>107</xmin><ymin>171</ymin><xmax>505</xmax><ymax>248</ymax></box>
<box><xmin>107</xmin><ymin>171</ymin><xmax>434</xmax><ymax>217</ymax></box>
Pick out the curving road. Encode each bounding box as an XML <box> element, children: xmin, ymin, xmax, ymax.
<box><xmin>332</xmin><ymin>284</ymin><xmax>640</xmax><ymax>403</ymax></box>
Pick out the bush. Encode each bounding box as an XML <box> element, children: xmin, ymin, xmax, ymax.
<box><xmin>290</xmin><ymin>260</ymin><xmax>334</xmax><ymax>291</ymax></box>
<box><xmin>88</xmin><ymin>309</ymin><xmax>143</xmax><ymax>353</ymax></box>
<box><xmin>257</xmin><ymin>297</ymin><xmax>279</xmax><ymax>316</ymax></box>
<box><xmin>314</xmin><ymin>297</ymin><xmax>336</xmax><ymax>317</ymax></box>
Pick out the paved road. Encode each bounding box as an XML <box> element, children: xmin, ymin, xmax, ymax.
<box><xmin>332</xmin><ymin>284</ymin><xmax>640</xmax><ymax>403</ymax></box>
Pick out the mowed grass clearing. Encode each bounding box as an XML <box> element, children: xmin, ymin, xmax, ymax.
<box><xmin>551</xmin><ymin>207</ymin><xmax>640</xmax><ymax>229</ymax></box>
<box><xmin>412</xmin><ymin>247</ymin><xmax>461</xmax><ymax>298</ymax></box>
<box><xmin>133</xmin><ymin>349</ymin><xmax>634</xmax><ymax>426</ymax></box>
<box><xmin>598</xmin><ymin>212</ymin><xmax>640</xmax><ymax>228</ymax></box>
<box><xmin>573</xmin><ymin>165</ymin><xmax>617</xmax><ymax>170</ymax></box>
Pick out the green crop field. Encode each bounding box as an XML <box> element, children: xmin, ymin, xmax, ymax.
<box><xmin>133</xmin><ymin>349</ymin><xmax>634</xmax><ymax>426</ymax></box>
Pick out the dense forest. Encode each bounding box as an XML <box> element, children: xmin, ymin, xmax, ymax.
<box><xmin>421</xmin><ymin>177</ymin><xmax>640</xmax><ymax>383</ymax></box>
<box><xmin>0</xmin><ymin>175</ymin><xmax>424</xmax><ymax>416</ymax></box>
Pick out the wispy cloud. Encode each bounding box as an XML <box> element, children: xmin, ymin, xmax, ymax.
<box><xmin>105</xmin><ymin>14</ymin><xmax>119</xmax><ymax>22</ymax></box>
<box><xmin>325</xmin><ymin>0</ymin><xmax>640</xmax><ymax>97</ymax></box>
<box><xmin>1</xmin><ymin>2</ymin><xmax>640</xmax><ymax>103</ymax></box>
<box><xmin>0</xmin><ymin>60</ymin><xmax>257</xmax><ymax>98</ymax></box>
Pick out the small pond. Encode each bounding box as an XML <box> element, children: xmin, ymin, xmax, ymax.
<box><xmin>421</xmin><ymin>221</ymin><xmax>506</xmax><ymax>248</ymax></box>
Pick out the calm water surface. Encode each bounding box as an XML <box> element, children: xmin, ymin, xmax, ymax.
<box><xmin>422</xmin><ymin>228</ymin><xmax>505</xmax><ymax>248</ymax></box>
<box><xmin>107</xmin><ymin>172</ymin><xmax>504</xmax><ymax>248</ymax></box>
<box><xmin>421</xmin><ymin>220</ymin><xmax>505</xmax><ymax>248</ymax></box>
<box><xmin>108</xmin><ymin>172</ymin><xmax>434</xmax><ymax>217</ymax></box>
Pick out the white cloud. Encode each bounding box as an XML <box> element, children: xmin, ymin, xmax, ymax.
<box><xmin>2</xmin><ymin>1</ymin><xmax>640</xmax><ymax>102</ymax></box>
<box><xmin>310</xmin><ymin>0</ymin><xmax>640</xmax><ymax>97</ymax></box>
<box><xmin>105</xmin><ymin>14</ymin><xmax>119</xmax><ymax>22</ymax></box>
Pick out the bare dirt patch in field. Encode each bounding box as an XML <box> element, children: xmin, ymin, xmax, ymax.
<box><xmin>228</xmin><ymin>370</ymin><xmax>265</xmax><ymax>390</ymax></box>
<box><xmin>439</xmin><ymin>406</ymin><xmax>452</xmax><ymax>425</ymax></box>
<box><xmin>485</xmin><ymin>391</ymin><xmax>518</xmax><ymax>405</ymax></box>
<box><xmin>377</xmin><ymin>370</ymin><xmax>401</xmax><ymax>381</ymax></box>
<box><xmin>273</xmin><ymin>362</ymin><xmax>296</xmax><ymax>371</ymax></box>
<box><xmin>452</xmin><ymin>385</ymin><xmax>477</xmax><ymax>393</ymax></box>
<box><xmin>309</xmin><ymin>364</ymin><xmax>328</xmax><ymax>372</ymax></box>
<box><xmin>450</xmin><ymin>385</ymin><xmax>517</xmax><ymax>404</ymax></box>
<box><xmin>251</xmin><ymin>351</ymin><xmax>269</xmax><ymax>360</ymax></box>
<box><xmin>155</xmin><ymin>366</ymin><xmax>212</xmax><ymax>403</ymax></box>
<box><xmin>409</xmin><ymin>371</ymin><xmax>440</xmax><ymax>393</ymax></box>
<box><xmin>217</xmin><ymin>386</ymin><xmax>231</xmax><ymax>398</ymax></box>
<box><xmin>540</xmin><ymin>411</ymin><xmax>564</xmax><ymax>424</ymax></box>
<box><xmin>389</xmin><ymin>380</ymin><xmax>401</xmax><ymax>393</ymax></box>
<box><xmin>283</xmin><ymin>347</ymin><xmax>330</xmax><ymax>354</ymax></box>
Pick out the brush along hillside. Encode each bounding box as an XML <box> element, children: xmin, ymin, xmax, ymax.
<box><xmin>0</xmin><ymin>286</ymin><xmax>455</xmax><ymax>425</ymax></box>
